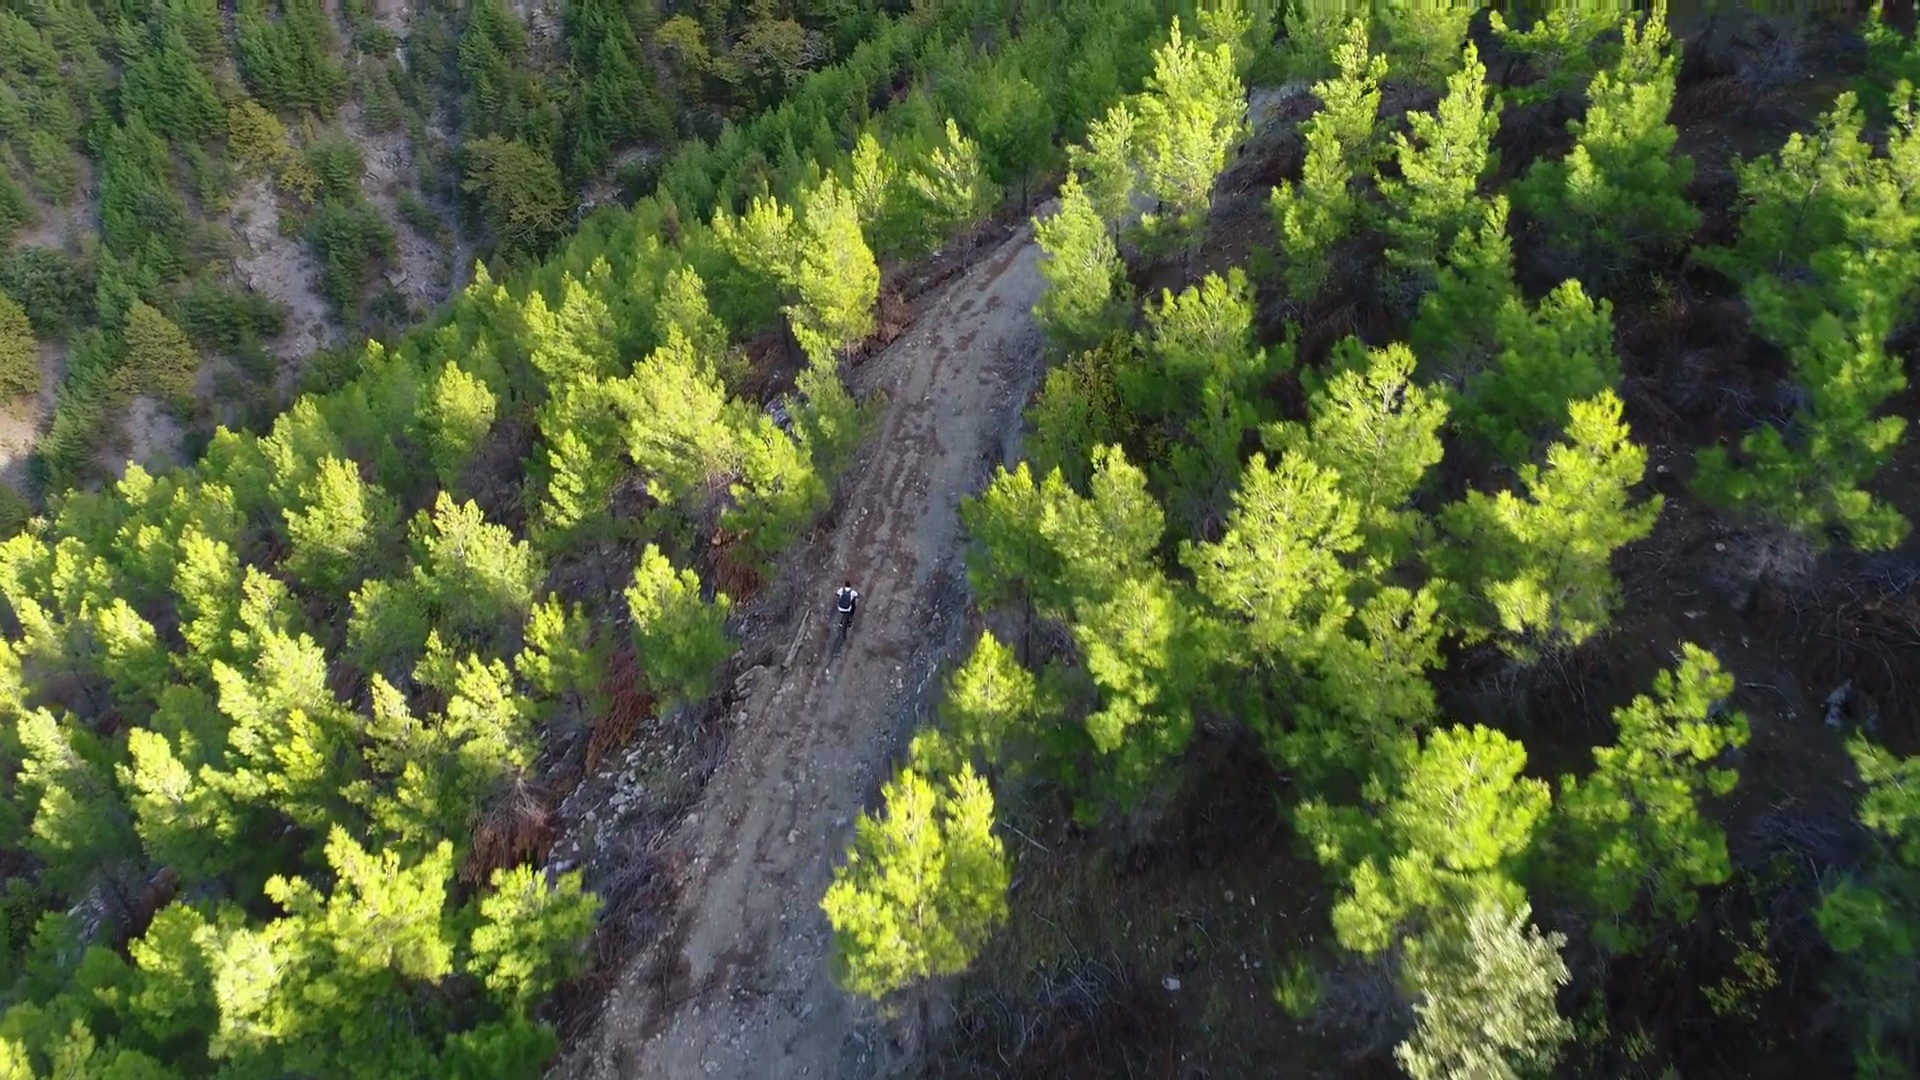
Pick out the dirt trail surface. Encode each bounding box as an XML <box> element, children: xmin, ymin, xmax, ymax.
<box><xmin>565</xmin><ymin>218</ymin><xmax>1050</xmax><ymax>1080</ymax></box>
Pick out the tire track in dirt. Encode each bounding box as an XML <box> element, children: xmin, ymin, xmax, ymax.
<box><xmin>565</xmin><ymin>214</ymin><xmax>1050</xmax><ymax>1080</ymax></box>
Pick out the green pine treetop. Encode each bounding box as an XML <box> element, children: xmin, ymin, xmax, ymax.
<box><xmin>821</xmin><ymin>764</ymin><xmax>1010</xmax><ymax>1002</ymax></box>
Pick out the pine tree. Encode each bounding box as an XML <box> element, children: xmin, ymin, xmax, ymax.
<box><xmin>1691</xmin><ymin>89</ymin><xmax>1916</xmax><ymax>551</ymax></box>
<box><xmin>121</xmin><ymin>301</ymin><xmax>201</xmax><ymax>411</ymax></box>
<box><xmin>847</xmin><ymin>131</ymin><xmax>904</xmax><ymax>254</ymax></box>
<box><xmin>173</xmin><ymin>526</ymin><xmax>245</xmax><ymax>675</ymax></box>
<box><xmin>1380</xmin><ymin>42</ymin><xmax>1501</xmax><ymax>285</ymax></box>
<box><xmin>1034</xmin><ymin>173</ymin><xmax>1128</xmax><ymax>351</ymax></box>
<box><xmin>714</xmin><ymin>191</ymin><xmax>797</xmax><ymax>286</ymax></box>
<box><xmin>791</xmin><ymin>175</ymin><xmax>878</xmax><ymax>362</ymax></box>
<box><xmin>1514</xmin><ymin>2</ymin><xmax>1698</xmax><ymax>273</ymax></box>
<box><xmin>1279</xmin><ymin>582</ymin><xmax>1449</xmax><ymax>781</ymax></box>
<box><xmin>1132</xmin><ymin>18</ymin><xmax>1247</xmax><ymax>247</ymax></box>
<box><xmin>1127</xmin><ymin>267</ymin><xmax>1280</xmax><ymax>516</ymax></box>
<box><xmin>1276</xmin><ymin>0</ymin><xmax>1356</xmax><ymax>83</ymax></box>
<box><xmin>1271</xmin><ymin>17</ymin><xmax>1385</xmax><ymax>300</ymax></box>
<box><xmin>724</xmin><ymin>413</ymin><xmax>830</xmax><ymax>571</ymax></box>
<box><xmin>1195</xmin><ymin>0</ymin><xmax>1272</xmax><ymax>82</ymax></box>
<box><xmin>467</xmin><ymin>865</ymin><xmax>599</xmax><ymax>1011</ymax></box>
<box><xmin>1138</xmin><ymin>268</ymin><xmax>1277</xmax><ymax>407</ymax></box>
<box><xmin>961</xmin><ymin>461</ymin><xmax>1073</xmax><ymax>622</ymax></box>
<box><xmin>15</xmin><ymin>707</ymin><xmax>141</xmax><ymax>897</ymax></box>
<box><xmin>967</xmin><ymin>63</ymin><xmax>1054</xmax><ymax>210</ymax></box>
<box><xmin>1053</xmin><ymin>444</ymin><xmax>1169</xmax><ymax>607</ymax></box>
<box><xmin>282</xmin><ymin>456</ymin><xmax>399</xmax><ymax>599</ymax></box>
<box><xmin>419</xmin><ymin>362</ymin><xmax>497</xmax><ymax>490</ymax></box>
<box><xmin>0</xmin><ymin>289</ymin><xmax>39</xmax><ymax>399</ymax></box>
<box><xmin>1396</xmin><ymin>902</ymin><xmax>1574</xmax><ymax>1080</ymax></box>
<box><xmin>122</xmin><ymin>25</ymin><xmax>226</xmax><ymax>143</ymax></box>
<box><xmin>791</xmin><ymin>349</ymin><xmax>868</xmax><ymax>481</ymax></box>
<box><xmin>1461</xmin><ymin>278</ymin><xmax>1620</xmax><ymax>466</ymax></box>
<box><xmin>719</xmin><ymin>177</ymin><xmax>879</xmax><ymax>363</ymax></box>
<box><xmin>1701</xmin><ymin>91</ymin><xmax>1910</xmax><ymax>346</ymax></box>
<box><xmin>1694</xmin><ymin>310</ymin><xmax>1910</xmax><ymax>552</ymax></box>
<box><xmin>1071</xmin><ymin>101</ymin><xmax>1139</xmax><ymax>229</ymax></box>
<box><xmin>120</xmin><ymin>726</ymin><xmax>231</xmax><ymax>882</ymax></box>
<box><xmin>821</xmin><ymin>764</ymin><xmax>1009</xmax><ymax>1001</ymax></box>
<box><xmin>625</xmin><ymin>544</ymin><xmax>733</xmax><ymax>710</ymax></box>
<box><xmin>211</xmin><ymin>829</ymin><xmax>454</xmax><ymax>1075</ymax></box>
<box><xmin>1550</xmin><ymin>644</ymin><xmax>1749</xmax><ymax>952</ymax></box>
<box><xmin>434</xmin><ymin>650</ymin><xmax>538</xmax><ymax>802</ymax></box>
<box><xmin>962</xmin><ymin>448</ymin><xmax>1166</xmax><ymax>627</ymax></box>
<box><xmin>1375</xmin><ymin>0</ymin><xmax>1476</xmax><ymax>86</ymax></box>
<box><xmin>609</xmin><ymin>326</ymin><xmax>743</xmax><ymax>512</ymax></box>
<box><xmin>1297</xmin><ymin>724</ymin><xmax>1552</xmax><ymax>955</ymax></box>
<box><xmin>1489</xmin><ymin>0</ymin><xmax>1617</xmax><ymax>99</ymax></box>
<box><xmin>516</xmin><ymin>596</ymin><xmax>608</xmax><ymax>731</ymax></box>
<box><xmin>534</xmin><ymin>379</ymin><xmax>623</xmax><ymax>548</ymax></box>
<box><xmin>1437</xmin><ymin>391</ymin><xmax>1661</xmax><ymax>660</ymax></box>
<box><xmin>523</xmin><ymin>275</ymin><xmax>614</xmax><ymax>388</ymax></box>
<box><xmin>1074</xmin><ymin>571</ymin><xmax>1196</xmax><ymax>813</ymax></box>
<box><xmin>909</xmin><ymin>630</ymin><xmax>1040</xmax><ymax>779</ymax></box>
<box><xmin>1183</xmin><ymin>450</ymin><xmax>1359</xmax><ymax>659</ymax></box>
<box><xmin>437</xmin><ymin>1019</ymin><xmax>559</xmax><ymax>1079</ymax></box>
<box><xmin>903</xmin><ymin>119</ymin><xmax>992</xmax><ymax>239</ymax></box>
<box><xmin>409</xmin><ymin>493</ymin><xmax>541</xmax><ymax>648</ymax></box>
<box><xmin>94</xmin><ymin>594</ymin><xmax>171</xmax><ymax>717</ymax></box>
<box><xmin>1027</xmin><ymin>335</ymin><xmax>1128</xmax><ymax>493</ymax></box>
<box><xmin>126</xmin><ymin>902</ymin><xmax>220</xmax><ymax>1046</ymax></box>
<box><xmin>1816</xmin><ymin>736</ymin><xmax>1920</xmax><ymax>1075</ymax></box>
<box><xmin>1409</xmin><ymin>196</ymin><xmax>1520</xmax><ymax>381</ymax></box>
<box><xmin>1266</xmin><ymin>338</ymin><xmax>1449</xmax><ymax>565</ymax></box>
<box><xmin>208</xmin><ymin>626</ymin><xmax>361</xmax><ymax>833</ymax></box>
<box><xmin>1863</xmin><ymin>0</ymin><xmax>1920</xmax><ymax>119</ymax></box>
<box><xmin>654</xmin><ymin>265</ymin><xmax>731</xmax><ymax>381</ymax></box>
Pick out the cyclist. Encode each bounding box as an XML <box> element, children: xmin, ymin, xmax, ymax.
<box><xmin>835</xmin><ymin>582</ymin><xmax>859</xmax><ymax>631</ymax></box>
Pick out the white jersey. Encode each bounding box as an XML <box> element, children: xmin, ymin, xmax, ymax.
<box><xmin>836</xmin><ymin>587</ymin><xmax>858</xmax><ymax>612</ymax></box>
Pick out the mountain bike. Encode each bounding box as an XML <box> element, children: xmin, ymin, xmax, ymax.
<box><xmin>825</xmin><ymin>601</ymin><xmax>855</xmax><ymax>670</ymax></box>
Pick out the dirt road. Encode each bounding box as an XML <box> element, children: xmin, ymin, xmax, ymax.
<box><xmin>565</xmin><ymin>218</ymin><xmax>1050</xmax><ymax>1080</ymax></box>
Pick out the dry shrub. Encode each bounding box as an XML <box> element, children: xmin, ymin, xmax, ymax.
<box><xmin>1803</xmin><ymin>566</ymin><xmax>1920</xmax><ymax>750</ymax></box>
<box><xmin>1314</xmin><ymin>954</ymin><xmax>1412</xmax><ymax>1062</ymax></box>
<box><xmin>1709</xmin><ymin>527</ymin><xmax>1818</xmax><ymax>613</ymax></box>
<box><xmin>943</xmin><ymin>960</ymin><xmax>1177</xmax><ymax>1080</ymax></box>
<box><xmin>735</xmin><ymin>326</ymin><xmax>801</xmax><ymax>405</ymax></box>
<box><xmin>461</xmin><ymin>412</ymin><xmax>535</xmax><ymax>530</ymax></box>
<box><xmin>586</xmin><ymin>644</ymin><xmax>653</xmax><ymax>773</ymax></box>
<box><xmin>1491</xmin><ymin>98</ymin><xmax>1578</xmax><ymax>188</ymax></box>
<box><xmin>552</xmin><ymin>826</ymin><xmax>683</xmax><ymax>1041</ymax></box>
<box><xmin>874</xmin><ymin>287</ymin><xmax>912</xmax><ymax>347</ymax></box>
<box><xmin>709</xmin><ymin>527</ymin><xmax>763</xmax><ymax>601</ymax></box>
<box><xmin>117</xmin><ymin>866</ymin><xmax>182</xmax><ymax>949</ymax></box>
<box><xmin>462</xmin><ymin>777</ymin><xmax>557</xmax><ymax>886</ymax></box>
<box><xmin>1671</xmin><ymin>75</ymin><xmax>1761</xmax><ymax>125</ymax></box>
<box><xmin>1300</xmin><ymin>299</ymin><xmax>1362</xmax><ymax>364</ymax></box>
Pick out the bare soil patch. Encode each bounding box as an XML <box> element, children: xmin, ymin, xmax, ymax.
<box><xmin>227</xmin><ymin>177</ymin><xmax>337</xmax><ymax>391</ymax></box>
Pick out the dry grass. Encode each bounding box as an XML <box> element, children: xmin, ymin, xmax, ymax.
<box><xmin>462</xmin><ymin>775</ymin><xmax>557</xmax><ymax>885</ymax></box>
<box><xmin>585</xmin><ymin>643</ymin><xmax>653</xmax><ymax>773</ymax></box>
<box><xmin>708</xmin><ymin>526</ymin><xmax>764</xmax><ymax>601</ymax></box>
<box><xmin>552</xmin><ymin>825</ymin><xmax>684</xmax><ymax>1042</ymax></box>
